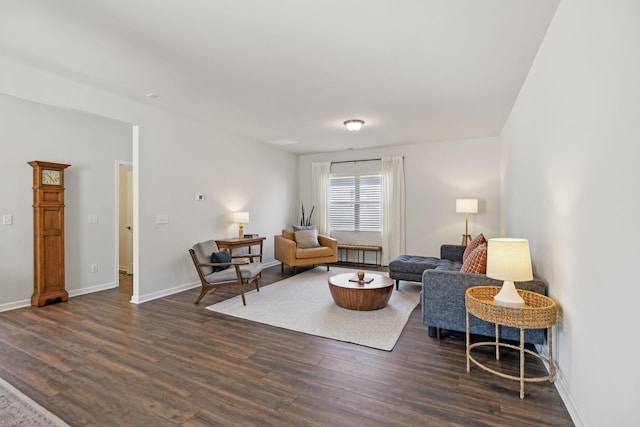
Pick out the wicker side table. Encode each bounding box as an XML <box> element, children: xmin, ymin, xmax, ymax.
<box><xmin>465</xmin><ymin>286</ymin><xmax>558</xmax><ymax>399</ymax></box>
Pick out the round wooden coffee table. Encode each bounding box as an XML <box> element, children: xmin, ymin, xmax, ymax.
<box><xmin>328</xmin><ymin>273</ymin><xmax>394</xmax><ymax>311</ymax></box>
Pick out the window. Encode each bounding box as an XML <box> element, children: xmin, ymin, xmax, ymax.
<box><xmin>329</xmin><ymin>174</ymin><xmax>382</xmax><ymax>231</ymax></box>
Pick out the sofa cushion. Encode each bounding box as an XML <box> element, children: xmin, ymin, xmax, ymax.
<box><xmin>203</xmin><ymin>262</ymin><xmax>262</xmax><ymax>283</ymax></box>
<box><xmin>433</xmin><ymin>258</ymin><xmax>463</xmax><ymax>271</ymax></box>
<box><xmin>210</xmin><ymin>250</ymin><xmax>231</xmax><ymax>272</ymax></box>
<box><xmin>294</xmin><ymin>229</ymin><xmax>321</xmax><ymax>248</ymax></box>
<box><xmin>463</xmin><ymin>233</ymin><xmax>487</xmax><ymax>262</ymax></box>
<box><xmin>389</xmin><ymin>255</ymin><xmax>440</xmax><ymax>275</ymax></box>
<box><xmin>296</xmin><ymin>246</ymin><xmax>333</xmax><ymax>259</ymax></box>
<box><xmin>460</xmin><ymin>243</ymin><xmax>487</xmax><ymax>273</ymax></box>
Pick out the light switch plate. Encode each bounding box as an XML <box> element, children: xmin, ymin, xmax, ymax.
<box><xmin>88</xmin><ymin>214</ymin><xmax>98</xmax><ymax>223</ymax></box>
<box><xmin>156</xmin><ymin>214</ymin><xmax>169</xmax><ymax>224</ymax></box>
<box><xmin>2</xmin><ymin>215</ymin><xmax>12</xmax><ymax>225</ymax></box>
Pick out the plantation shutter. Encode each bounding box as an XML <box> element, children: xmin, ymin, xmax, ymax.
<box><xmin>329</xmin><ymin>174</ymin><xmax>382</xmax><ymax>232</ymax></box>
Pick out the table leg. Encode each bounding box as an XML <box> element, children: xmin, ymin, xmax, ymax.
<box><xmin>549</xmin><ymin>325</ymin><xmax>555</xmax><ymax>382</ymax></box>
<box><xmin>520</xmin><ymin>327</ymin><xmax>525</xmax><ymax>399</ymax></box>
<box><xmin>495</xmin><ymin>323</ymin><xmax>500</xmax><ymax>360</ymax></box>
<box><xmin>466</xmin><ymin>309</ymin><xmax>470</xmax><ymax>372</ymax></box>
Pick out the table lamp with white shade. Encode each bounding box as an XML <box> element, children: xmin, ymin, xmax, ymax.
<box><xmin>456</xmin><ymin>199</ymin><xmax>478</xmax><ymax>245</ymax></box>
<box><xmin>233</xmin><ymin>211</ymin><xmax>249</xmax><ymax>239</ymax></box>
<box><xmin>486</xmin><ymin>238</ymin><xmax>533</xmax><ymax>307</ymax></box>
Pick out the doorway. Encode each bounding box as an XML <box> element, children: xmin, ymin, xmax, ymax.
<box><xmin>118</xmin><ymin>162</ymin><xmax>133</xmax><ymax>297</ymax></box>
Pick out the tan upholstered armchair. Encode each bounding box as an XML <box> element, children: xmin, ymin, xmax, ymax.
<box><xmin>274</xmin><ymin>229</ymin><xmax>338</xmax><ymax>274</ymax></box>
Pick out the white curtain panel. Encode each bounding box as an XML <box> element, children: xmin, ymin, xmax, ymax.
<box><xmin>311</xmin><ymin>161</ymin><xmax>331</xmax><ymax>235</ymax></box>
<box><xmin>381</xmin><ymin>156</ymin><xmax>406</xmax><ymax>265</ymax></box>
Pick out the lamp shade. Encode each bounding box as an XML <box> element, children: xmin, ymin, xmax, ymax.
<box><xmin>486</xmin><ymin>238</ymin><xmax>533</xmax><ymax>282</ymax></box>
<box><xmin>456</xmin><ymin>199</ymin><xmax>478</xmax><ymax>214</ymax></box>
<box><xmin>233</xmin><ymin>211</ymin><xmax>249</xmax><ymax>224</ymax></box>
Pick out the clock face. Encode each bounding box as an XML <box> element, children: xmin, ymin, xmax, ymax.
<box><xmin>42</xmin><ymin>169</ymin><xmax>61</xmax><ymax>185</ymax></box>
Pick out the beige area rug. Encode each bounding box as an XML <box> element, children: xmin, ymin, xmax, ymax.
<box><xmin>207</xmin><ymin>267</ymin><xmax>421</xmax><ymax>351</ymax></box>
<box><xmin>0</xmin><ymin>377</ymin><xmax>68</xmax><ymax>427</ymax></box>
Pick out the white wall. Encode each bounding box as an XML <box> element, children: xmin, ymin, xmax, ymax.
<box><xmin>501</xmin><ymin>0</ymin><xmax>640</xmax><ymax>425</ymax></box>
<box><xmin>0</xmin><ymin>56</ymin><xmax>298</xmax><ymax>307</ymax></box>
<box><xmin>0</xmin><ymin>94</ymin><xmax>131</xmax><ymax>309</ymax></box>
<box><xmin>299</xmin><ymin>137</ymin><xmax>502</xmax><ymax>261</ymax></box>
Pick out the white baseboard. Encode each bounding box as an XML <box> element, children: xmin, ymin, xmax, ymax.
<box><xmin>68</xmin><ymin>281</ymin><xmax>117</xmax><ymax>297</ymax></box>
<box><xmin>130</xmin><ymin>261</ymin><xmax>278</xmax><ymax>304</ymax></box>
<box><xmin>0</xmin><ymin>281</ymin><xmax>117</xmax><ymax>312</ymax></box>
<box><xmin>130</xmin><ymin>281</ymin><xmax>199</xmax><ymax>304</ymax></box>
<box><xmin>534</xmin><ymin>341</ymin><xmax>584</xmax><ymax>427</ymax></box>
<box><xmin>0</xmin><ymin>299</ymin><xmax>31</xmax><ymax>312</ymax></box>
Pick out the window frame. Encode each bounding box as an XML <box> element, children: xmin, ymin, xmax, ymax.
<box><xmin>329</xmin><ymin>172</ymin><xmax>382</xmax><ymax>232</ymax></box>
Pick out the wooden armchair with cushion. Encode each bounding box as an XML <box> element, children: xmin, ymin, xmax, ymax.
<box><xmin>274</xmin><ymin>228</ymin><xmax>338</xmax><ymax>274</ymax></box>
<box><xmin>189</xmin><ymin>240</ymin><xmax>262</xmax><ymax>305</ymax></box>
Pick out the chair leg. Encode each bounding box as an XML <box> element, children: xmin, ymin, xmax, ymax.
<box><xmin>395</xmin><ymin>279</ymin><xmax>399</xmax><ymax>290</ymax></box>
<box><xmin>281</xmin><ymin>263</ymin><xmax>284</xmax><ymax>272</ymax></box>
<box><xmin>239</xmin><ymin>282</ymin><xmax>246</xmax><ymax>306</ymax></box>
<box><xmin>194</xmin><ymin>286</ymin><xmax>210</xmax><ymax>305</ymax></box>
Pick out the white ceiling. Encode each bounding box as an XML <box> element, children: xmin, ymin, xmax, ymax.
<box><xmin>0</xmin><ymin>0</ymin><xmax>558</xmax><ymax>154</ymax></box>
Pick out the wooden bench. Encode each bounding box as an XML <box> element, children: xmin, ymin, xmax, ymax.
<box><xmin>337</xmin><ymin>244</ymin><xmax>382</xmax><ymax>266</ymax></box>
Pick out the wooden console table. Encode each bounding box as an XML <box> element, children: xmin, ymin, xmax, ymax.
<box><xmin>465</xmin><ymin>286</ymin><xmax>558</xmax><ymax>399</ymax></box>
<box><xmin>337</xmin><ymin>244</ymin><xmax>382</xmax><ymax>266</ymax></box>
<box><xmin>215</xmin><ymin>236</ymin><xmax>266</xmax><ymax>262</ymax></box>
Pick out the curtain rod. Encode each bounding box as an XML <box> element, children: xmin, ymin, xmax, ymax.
<box><xmin>331</xmin><ymin>158</ymin><xmax>381</xmax><ymax>165</ymax></box>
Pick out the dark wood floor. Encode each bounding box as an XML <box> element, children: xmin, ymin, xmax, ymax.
<box><xmin>0</xmin><ymin>265</ymin><xmax>574</xmax><ymax>426</ymax></box>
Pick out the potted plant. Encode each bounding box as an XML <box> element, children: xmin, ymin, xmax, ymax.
<box><xmin>300</xmin><ymin>203</ymin><xmax>315</xmax><ymax>227</ymax></box>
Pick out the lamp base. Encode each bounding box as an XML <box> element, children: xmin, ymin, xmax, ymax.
<box><xmin>493</xmin><ymin>280</ymin><xmax>525</xmax><ymax>307</ymax></box>
<box><xmin>461</xmin><ymin>234</ymin><xmax>472</xmax><ymax>245</ymax></box>
<box><xmin>238</xmin><ymin>224</ymin><xmax>244</xmax><ymax>239</ymax></box>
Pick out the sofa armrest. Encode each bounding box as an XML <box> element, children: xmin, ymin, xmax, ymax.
<box><xmin>318</xmin><ymin>234</ymin><xmax>338</xmax><ymax>252</ymax></box>
<box><xmin>440</xmin><ymin>244</ymin><xmax>466</xmax><ymax>262</ymax></box>
<box><xmin>274</xmin><ymin>235</ymin><xmax>297</xmax><ymax>265</ymax></box>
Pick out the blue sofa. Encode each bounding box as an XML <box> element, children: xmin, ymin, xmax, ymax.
<box><xmin>392</xmin><ymin>244</ymin><xmax>547</xmax><ymax>344</ymax></box>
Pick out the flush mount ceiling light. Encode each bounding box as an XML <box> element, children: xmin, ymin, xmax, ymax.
<box><xmin>344</xmin><ymin>119</ymin><xmax>364</xmax><ymax>131</ymax></box>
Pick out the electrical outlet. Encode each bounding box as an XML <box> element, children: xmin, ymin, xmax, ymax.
<box><xmin>2</xmin><ymin>215</ymin><xmax>12</xmax><ymax>225</ymax></box>
<box><xmin>90</xmin><ymin>264</ymin><xmax>98</xmax><ymax>273</ymax></box>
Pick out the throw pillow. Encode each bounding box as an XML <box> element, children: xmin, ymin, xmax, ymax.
<box><xmin>293</xmin><ymin>224</ymin><xmax>317</xmax><ymax>231</ymax></box>
<box><xmin>294</xmin><ymin>229</ymin><xmax>321</xmax><ymax>249</ymax></box>
<box><xmin>210</xmin><ymin>250</ymin><xmax>231</xmax><ymax>272</ymax></box>
<box><xmin>463</xmin><ymin>233</ymin><xmax>487</xmax><ymax>263</ymax></box>
<box><xmin>460</xmin><ymin>243</ymin><xmax>487</xmax><ymax>274</ymax></box>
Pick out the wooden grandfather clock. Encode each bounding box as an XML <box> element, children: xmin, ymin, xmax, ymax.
<box><xmin>28</xmin><ymin>161</ymin><xmax>71</xmax><ymax>307</ymax></box>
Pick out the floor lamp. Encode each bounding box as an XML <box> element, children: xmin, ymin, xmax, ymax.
<box><xmin>456</xmin><ymin>199</ymin><xmax>478</xmax><ymax>245</ymax></box>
